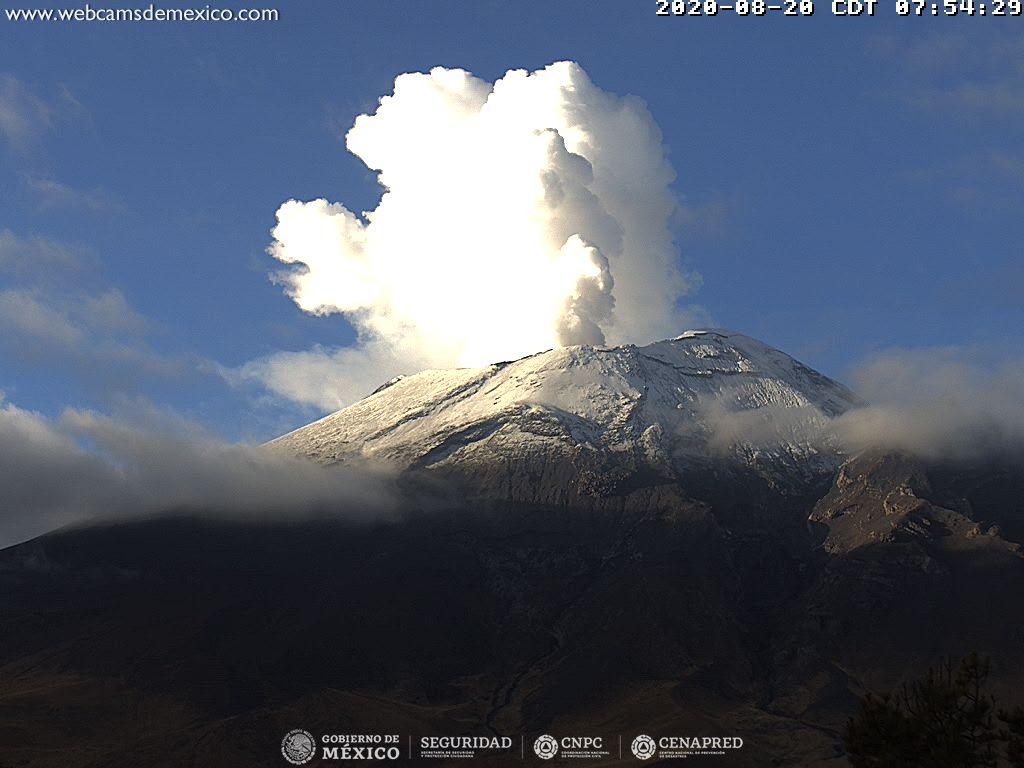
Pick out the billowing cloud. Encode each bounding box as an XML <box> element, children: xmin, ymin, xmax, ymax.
<box><xmin>0</xmin><ymin>397</ymin><xmax>396</xmax><ymax>548</ymax></box>
<box><xmin>249</xmin><ymin>61</ymin><xmax>697</xmax><ymax>410</ymax></box>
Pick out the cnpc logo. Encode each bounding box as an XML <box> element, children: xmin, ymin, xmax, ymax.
<box><xmin>533</xmin><ymin>735</ymin><xmax>559</xmax><ymax>759</ymax></box>
<box><xmin>533</xmin><ymin>735</ymin><xmax>605</xmax><ymax>759</ymax></box>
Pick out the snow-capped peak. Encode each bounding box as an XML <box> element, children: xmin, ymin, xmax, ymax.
<box><xmin>269</xmin><ymin>331</ymin><xmax>860</xmax><ymax>494</ymax></box>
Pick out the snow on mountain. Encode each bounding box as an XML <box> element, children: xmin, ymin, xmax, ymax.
<box><xmin>269</xmin><ymin>330</ymin><xmax>861</xmax><ymax>500</ymax></box>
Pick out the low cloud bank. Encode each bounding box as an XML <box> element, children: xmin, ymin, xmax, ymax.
<box><xmin>832</xmin><ymin>347</ymin><xmax>1024</xmax><ymax>461</ymax></box>
<box><xmin>704</xmin><ymin>346</ymin><xmax>1024</xmax><ymax>462</ymax></box>
<box><xmin>8</xmin><ymin>345</ymin><xmax>1019</xmax><ymax>548</ymax></box>
<box><xmin>0</xmin><ymin>398</ymin><xmax>396</xmax><ymax>549</ymax></box>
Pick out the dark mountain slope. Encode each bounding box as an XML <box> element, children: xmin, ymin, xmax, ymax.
<box><xmin>1</xmin><ymin>454</ymin><xmax>1022</xmax><ymax>767</ymax></box>
<box><xmin>2</xmin><ymin>333</ymin><xmax>1023</xmax><ymax>766</ymax></box>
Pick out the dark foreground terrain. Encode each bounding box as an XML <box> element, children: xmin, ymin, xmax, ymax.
<box><xmin>1</xmin><ymin>453</ymin><xmax>1023</xmax><ymax>767</ymax></box>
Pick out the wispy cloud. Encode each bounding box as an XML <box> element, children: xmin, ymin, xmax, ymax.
<box><xmin>81</xmin><ymin>288</ymin><xmax>150</xmax><ymax>335</ymax></box>
<box><xmin>23</xmin><ymin>175</ymin><xmax>123</xmax><ymax>212</ymax></box>
<box><xmin>0</xmin><ymin>74</ymin><xmax>52</xmax><ymax>148</ymax></box>
<box><xmin>911</xmin><ymin>82</ymin><xmax>1024</xmax><ymax>113</ymax></box>
<box><xmin>897</xmin><ymin>150</ymin><xmax>1024</xmax><ymax>211</ymax></box>
<box><xmin>869</xmin><ymin>31</ymin><xmax>1024</xmax><ymax>115</ymax></box>
<box><xmin>0</xmin><ymin>286</ymin><xmax>181</xmax><ymax>380</ymax></box>
<box><xmin>0</xmin><ymin>229</ymin><xmax>188</xmax><ymax>391</ymax></box>
<box><xmin>0</xmin><ymin>74</ymin><xmax>83</xmax><ymax>151</ymax></box>
<box><xmin>673</xmin><ymin>193</ymin><xmax>735</xmax><ymax>242</ymax></box>
<box><xmin>0</xmin><ymin>228</ymin><xmax>87</xmax><ymax>277</ymax></box>
<box><xmin>0</xmin><ymin>290</ymin><xmax>86</xmax><ymax>348</ymax></box>
<box><xmin>867</xmin><ymin>33</ymin><xmax>1024</xmax><ymax>212</ymax></box>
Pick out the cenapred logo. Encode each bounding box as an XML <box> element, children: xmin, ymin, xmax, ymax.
<box><xmin>281</xmin><ymin>729</ymin><xmax>316</xmax><ymax>765</ymax></box>
<box><xmin>533</xmin><ymin>734</ymin><xmax>559</xmax><ymax>760</ymax></box>
<box><xmin>631</xmin><ymin>734</ymin><xmax>656</xmax><ymax>760</ymax></box>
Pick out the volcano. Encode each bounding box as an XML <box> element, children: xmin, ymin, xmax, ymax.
<box><xmin>269</xmin><ymin>330</ymin><xmax>861</xmax><ymax>499</ymax></box>
<box><xmin>2</xmin><ymin>331</ymin><xmax>1023</xmax><ymax>767</ymax></box>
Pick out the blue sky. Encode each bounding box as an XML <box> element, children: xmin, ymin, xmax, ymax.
<box><xmin>2</xmin><ymin>2</ymin><xmax>1022</xmax><ymax>440</ymax></box>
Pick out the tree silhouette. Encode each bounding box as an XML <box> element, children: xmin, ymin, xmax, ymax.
<box><xmin>844</xmin><ymin>653</ymin><xmax>1004</xmax><ymax>768</ymax></box>
<box><xmin>1000</xmin><ymin>705</ymin><xmax>1024</xmax><ymax>768</ymax></box>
